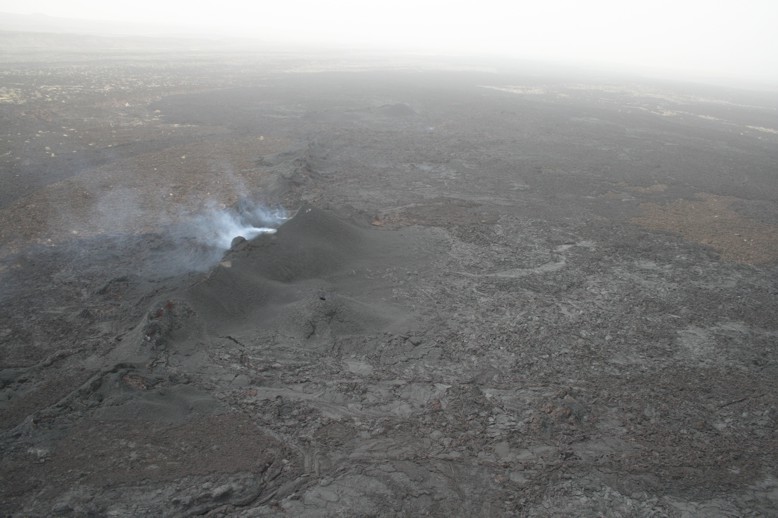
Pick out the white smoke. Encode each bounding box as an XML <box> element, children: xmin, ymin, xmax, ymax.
<box><xmin>190</xmin><ymin>199</ymin><xmax>288</xmax><ymax>251</ymax></box>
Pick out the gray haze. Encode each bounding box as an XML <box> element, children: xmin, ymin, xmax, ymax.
<box><xmin>1</xmin><ymin>1</ymin><xmax>777</xmax><ymax>87</ymax></box>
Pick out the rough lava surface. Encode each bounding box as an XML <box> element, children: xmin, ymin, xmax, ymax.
<box><xmin>1</xmin><ymin>39</ymin><xmax>777</xmax><ymax>516</ymax></box>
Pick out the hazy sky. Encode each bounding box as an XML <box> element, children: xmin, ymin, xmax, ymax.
<box><xmin>2</xmin><ymin>0</ymin><xmax>777</xmax><ymax>84</ymax></box>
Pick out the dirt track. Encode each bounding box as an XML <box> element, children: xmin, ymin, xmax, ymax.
<box><xmin>1</xmin><ymin>44</ymin><xmax>777</xmax><ymax>516</ymax></box>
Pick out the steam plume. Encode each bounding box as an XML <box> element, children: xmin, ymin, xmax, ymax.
<box><xmin>190</xmin><ymin>198</ymin><xmax>288</xmax><ymax>251</ymax></box>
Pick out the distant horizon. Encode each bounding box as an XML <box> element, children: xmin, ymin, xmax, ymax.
<box><xmin>1</xmin><ymin>1</ymin><xmax>777</xmax><ymax>90</ymax></box>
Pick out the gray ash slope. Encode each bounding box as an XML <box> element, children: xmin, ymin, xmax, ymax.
<box><xmin>146</xmin><ymin>205</ymin><xmax>439</xmax><ymax>349</ymax></box>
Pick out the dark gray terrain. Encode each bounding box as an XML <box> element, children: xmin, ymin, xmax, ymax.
<box><xmin>1</xmin><ymin>36</ymin><xmax>777</xmax><ymax>516</ymax></box>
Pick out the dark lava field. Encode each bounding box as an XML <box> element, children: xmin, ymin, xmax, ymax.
<box><xmin>1</xmin><ymin>39</ymin><xmax>777</xmax><ymax>516</ymax></box>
